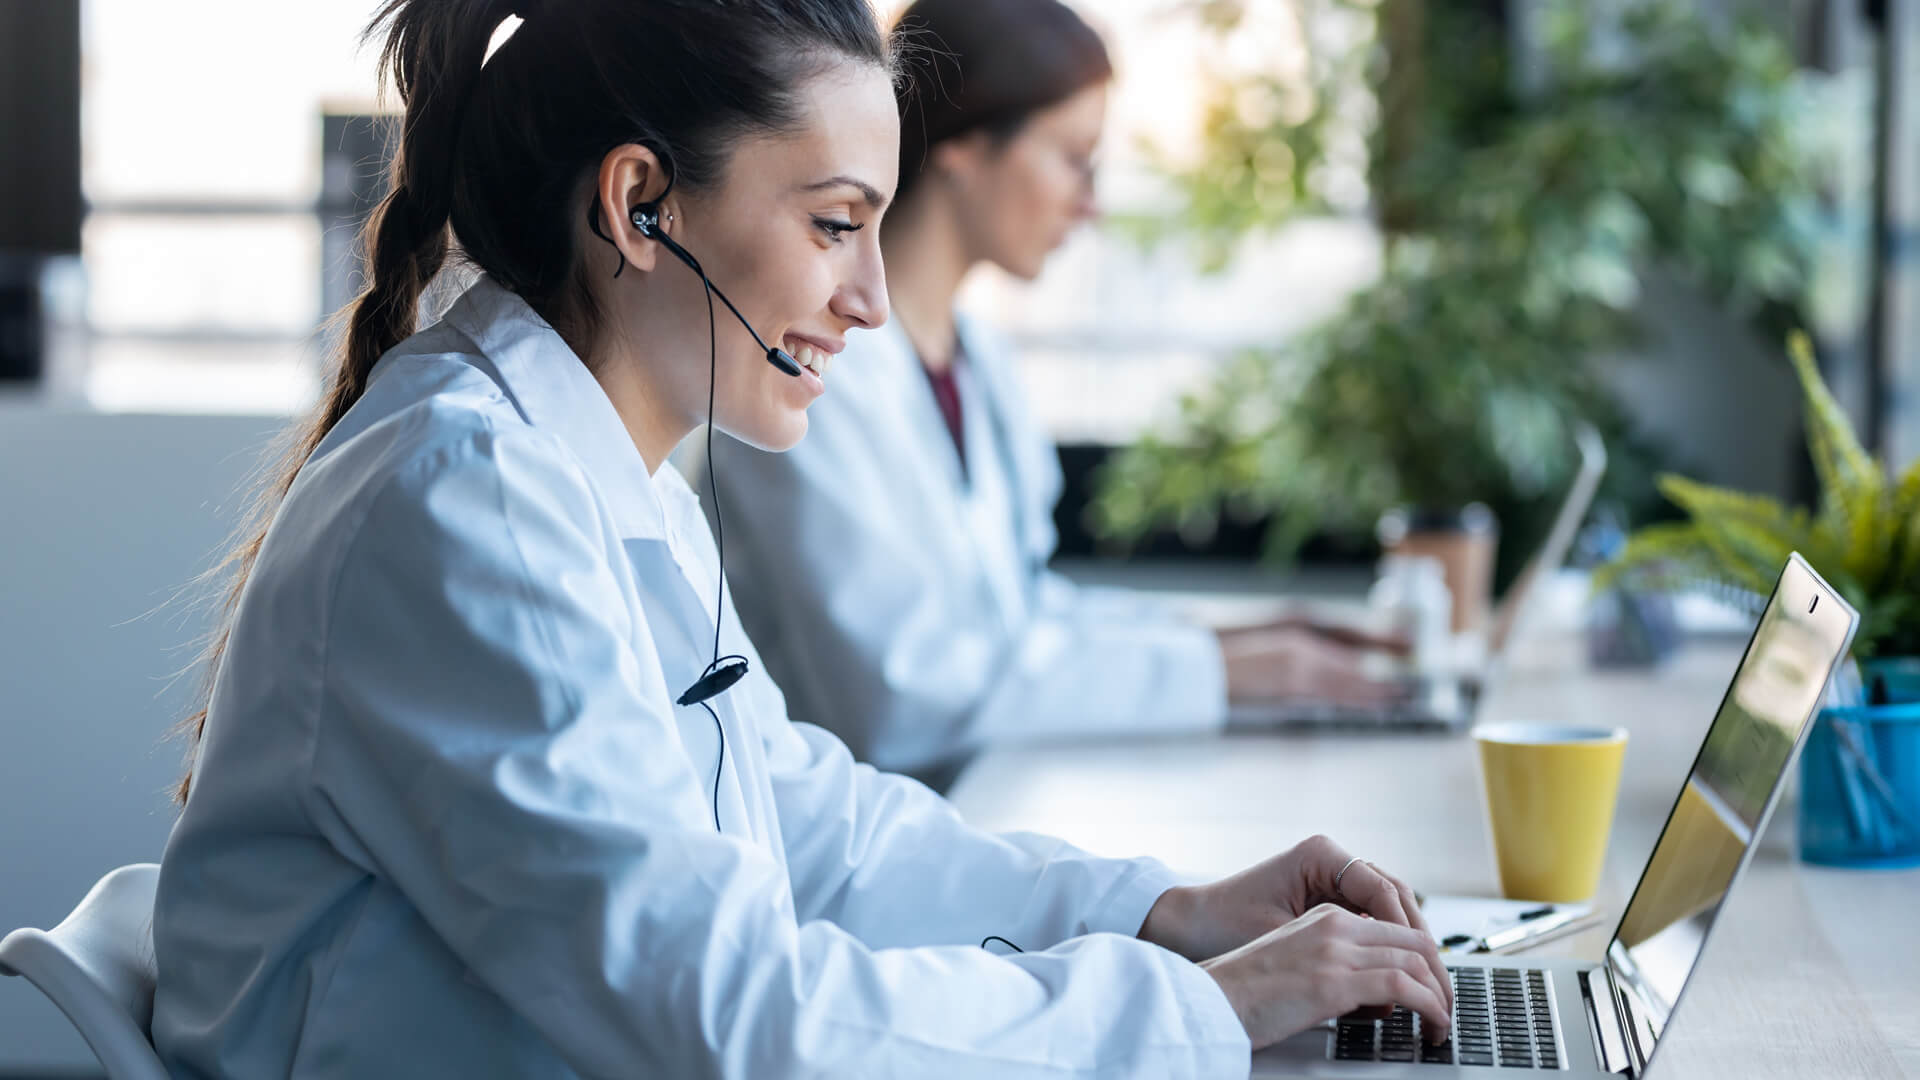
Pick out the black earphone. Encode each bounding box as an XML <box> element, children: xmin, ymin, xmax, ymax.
<box><xmin>590</xmin><ymin>192</ymin><xmax>805</xmax><ymax>830</ymax></box>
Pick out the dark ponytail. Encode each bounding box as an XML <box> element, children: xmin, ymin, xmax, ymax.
<box><xmin>175</xmin><ymin>0</ymin><xmax>894</xmax><ymax>802</ymax></box>
<box><xmin>328</xmin><ymin>0</ymin><xmax>500</xmax><ymax>444</ymax></box>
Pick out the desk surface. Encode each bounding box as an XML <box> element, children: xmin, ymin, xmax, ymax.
<box><xmin>947</xmin><ymin>641</ymin><xmax>1920</xmax><ymax>1079</ymax></box>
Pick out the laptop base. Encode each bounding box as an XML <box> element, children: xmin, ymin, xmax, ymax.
<box><xmin>1250</xmin><ymin>956</ymin><xmax>1617</xmax><ymax>1077</ymax></box>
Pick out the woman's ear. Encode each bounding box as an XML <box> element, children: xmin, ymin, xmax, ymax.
<box><xmin>592</xmin><ymin>144</ymin><xmax>675</xmax><ymax>275</ymax></box>
<box><xmin>928</xmin><ymin>129</ymin><xmax>996</xmax><ymax>191</ymax></box>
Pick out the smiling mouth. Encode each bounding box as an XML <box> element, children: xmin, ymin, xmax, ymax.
<box><xmin>784</xmin><ymin>339</ymin><xmax>833</xmax><ymax>379</ymax></box>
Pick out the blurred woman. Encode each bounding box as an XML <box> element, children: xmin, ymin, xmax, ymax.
<box><xmin>706</xmin><ymin>0</ymin><xmax>1399</xmax><ymax>789</ymax></box>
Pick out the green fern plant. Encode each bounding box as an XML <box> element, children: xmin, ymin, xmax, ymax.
<box><xmin>1597</xmin><ymin>332</ymin><xmax>1920</xmax><ymax>657</ymax></box>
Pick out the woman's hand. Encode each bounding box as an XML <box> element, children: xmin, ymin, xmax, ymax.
<box><xmin>1137</xmin><ymin>836</ymin><xmax>1449</xmax><ymax>1049</ymax></box>
<box><xmin>1217</xmin><ymin>625</ymin><xmax>1407</xmax><ymax>706</ymax></box>
<box><xmin>1139</xmin><ymin>835</ymin><xmax>1436</xmax><ymax>963</ymax></box>
<box><xmin>1221</xmin><ymin>615</ymin><xmax>1412</xmax><ymax>656</ymax></box>
<box><xmin>1198</xmin><ymin>904</ymin><xmax>1454</xmax><ymax>1051</ymax></box>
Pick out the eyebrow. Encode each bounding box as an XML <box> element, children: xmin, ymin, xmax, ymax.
<box><xmin>797</xmin><ymin>175</ymin><xmax>889</xmax><ymax>210</ymax></box>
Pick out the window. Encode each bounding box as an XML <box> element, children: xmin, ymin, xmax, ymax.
<box><xmin>75</xmin><ymin>0</ymin><xmax>381</xmax><ymax>411</ymax></box>
<box><xmin>73</xmin><ymin>0</ymin><xmax>1380</xmax><ymax>426</ymax></box>
<box><xmin>908</xmin><ymin>0</ymin><xmax>1383</xmax><ymax>443</ymax></box>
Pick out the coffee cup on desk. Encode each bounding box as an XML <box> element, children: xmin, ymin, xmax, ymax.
<box><xmin>1474</xmin><ymin>723</ymin><xmax>1627</xmax><ymax>902</ymax></box>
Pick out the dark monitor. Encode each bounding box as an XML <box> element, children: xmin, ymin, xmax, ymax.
<box><xmin>0</xmin><ymin>1</ymin><xmax>83</xmax><ymax>255</ymax></box>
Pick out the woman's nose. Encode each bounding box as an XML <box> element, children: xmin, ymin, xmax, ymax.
<box><xmin>1075</xmin><ymin>165</ymin><xmax>1101</xmax><ymax>223</ymax></box>
<box><xmin>1072</xmin><ymin>182</ymin><xmax>1102</xmax><ymax>225</ymax></box>
<box><xmin>834</xmin><ymin>246</ymin><xmax>889</xmax><ymax>330</ymax></box>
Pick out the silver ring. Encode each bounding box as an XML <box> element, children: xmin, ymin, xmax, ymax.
<box><xmin>1333</xmin><ymin>856</ymin><xmax>1365</xmax><ymax>896</ymax></box>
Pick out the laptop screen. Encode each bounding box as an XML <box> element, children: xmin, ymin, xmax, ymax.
<box><xmin>1603</xmin><ymin>556</ymin><xmax>1855</xmax><ymax>1064</ymax></box>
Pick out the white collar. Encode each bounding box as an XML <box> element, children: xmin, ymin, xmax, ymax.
<box><xmin>441</xmin><ymin>275</ymin><xmax>675</xmax><ymax>542</ymax></box>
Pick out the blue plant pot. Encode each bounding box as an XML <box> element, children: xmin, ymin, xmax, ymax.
<box><xmin>1798</xmin><ymin>703</ymin><xmax>1920</xmax><ymax>868</ymax></box>
<box><xmin>1860</xmin><ymin>656</ymin><xmax>1920</xmax><ymax>706</ymax></box>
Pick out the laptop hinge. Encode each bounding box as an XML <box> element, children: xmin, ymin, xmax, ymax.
<box><xmin>1582</xmin><ymin>967</ymin><xmax>1633</xmax><ymax>1075</ymax></box>
<box><xmin>1604</xmin><ymin>961</ymin><xmax>1656</xmax><ymax>1077</ymax></box>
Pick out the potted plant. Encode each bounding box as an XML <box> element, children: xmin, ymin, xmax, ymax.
<box><xmin>1598</xmin><ymin>332</ymin><xmax>1920</xmax><ymax>676</ymax></box>
<box><xmin>1599</xmin><ymin>332</ymin><xmax>1920</xmax><ymax>867</ymax></box>
<box><xmin>1090</xmin><ymin>0</ymin><xmax>1829</xmax><ymax>612</ymax></box>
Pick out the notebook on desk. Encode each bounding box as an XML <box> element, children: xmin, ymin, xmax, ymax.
<box><xmin>1422</xmin><ymin>895</ymin><xmax>1605</xmax><ymax>956</ymax></box>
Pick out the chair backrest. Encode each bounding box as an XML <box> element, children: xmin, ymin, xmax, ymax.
<box><xmin>0</xmin><ymin>863</ymin><xmax>169</xmax><ymax>1080</ymax></box>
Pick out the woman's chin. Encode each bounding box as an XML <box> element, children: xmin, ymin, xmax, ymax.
<box><xmin>723</xmin><ymin>412</ymin><xmax>810</xmax><ymax>454</ymax></box>
<box><xmin>1000</xmin><ymin>250</ymin><xmax>1050</xmax><ymax>282</ymax></box>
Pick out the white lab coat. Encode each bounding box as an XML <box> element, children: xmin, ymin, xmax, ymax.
<box><xmin>703</xmin><ymin>317</ymin><xmax>1227</xmax><ymax>779</ymax></box>
<box><xmin>149</xmin><ymin>277</ymin><xmax>1249</xmax><ymax>1079</ymax></box>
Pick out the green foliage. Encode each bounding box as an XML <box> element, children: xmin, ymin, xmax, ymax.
<box><xmin>1091</xmin><ymin>0</ymin><xmax>1830</xmax><ymax>576</ymax></box>
<box><xmin>1598</xmin><ymin>334</ymin><xmax>1920</xmax><ymax>658</ymax></box>
<box><xmin>1112</xmin><ymin>0</ymin><xmax>1385</xmax><ymax>271</ymax></box>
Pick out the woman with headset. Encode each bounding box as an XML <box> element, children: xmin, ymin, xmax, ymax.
<box><xmin>705</xmin><ymin>0</ymin><xmax>1404</xmax><ymax>791</ymax></box>
<box><xmin>151</xmin><ymin>1</ymin><xmax>1447</xmax><ymax>1076</ymax></box>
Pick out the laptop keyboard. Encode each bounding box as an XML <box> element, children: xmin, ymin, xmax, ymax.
<box><xmin>1332</xmin><ymin>966</ymin><xmax>1561</xmax><ymax>1069</ymax></box>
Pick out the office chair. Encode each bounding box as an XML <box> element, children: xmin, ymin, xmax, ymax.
<box><xmin>0</xmin><ymin>863</ymin><xmax>169</xmax><ymax>1080</ymax></box>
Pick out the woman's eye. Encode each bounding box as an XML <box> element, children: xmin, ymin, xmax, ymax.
<box><xmin>813</xmin><ymin>218</ymin><xmax>863</xmax><ymax>243</ymax></box>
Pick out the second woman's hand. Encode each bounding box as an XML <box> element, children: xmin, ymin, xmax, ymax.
<box><xmin>1198</xmin><ymin>904</ymin><xmax>1454</xmax><ymax>1051</ymax></box>
<box><xmin>1223</xmin><ymin>615</ymin><xmax>1413</xmax><ymax>656</ymax></box>
<box><xmin>1217</xmin><ymin>626</ymin><xmax>1406</xmax><ymax>706</ymax></box>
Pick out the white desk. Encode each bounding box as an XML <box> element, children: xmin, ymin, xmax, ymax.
<box><xmin>947</xmin><ymin>642</ymin><xmax>1920</xmax><ymax>1079</ymax></box>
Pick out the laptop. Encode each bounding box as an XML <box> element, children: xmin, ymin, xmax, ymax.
<box><xmin>1251</xmin><ymin>552</ymin><xmax>1858</xmax><ymax>1076</ymax></box>
<box><xmin>1229</xmin><ymin>422</ymin><xmax>1609</xmax><ymax>732</ymax></box>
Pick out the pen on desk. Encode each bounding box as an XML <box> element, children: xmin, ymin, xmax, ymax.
<box><xmin>1478</xmin><ymin>906</ymin><xmax>1582</xmax><ymax>952</ymax></box>
<box><xmin>1436</xmin><ymin>905</ymin><xmax>1576</xmax><ymax>953</ymax></box>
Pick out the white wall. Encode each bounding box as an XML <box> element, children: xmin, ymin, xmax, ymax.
<box><xmin>0</xmin><ymin>406</ymin><xmax>281</xmax><ymax>1071</ymax></box>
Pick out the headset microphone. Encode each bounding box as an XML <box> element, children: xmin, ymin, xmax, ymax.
<box><xmin>630</xmin><ymin>204</ymin><xmax>804</xmax><ymax>378</ymax></box>
<box><xmin>677</xmin><ymin>662</ymin><xmax>748</xmax><ymax>706</ymax></box>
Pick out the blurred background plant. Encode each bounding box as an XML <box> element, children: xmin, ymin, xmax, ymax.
<box><xmin>1598</xmin><ymin>331</ymin><xmax>1920</xmax><ymax>658</ymax></box>
<box><xmin>1091</xmin><ymin>0</ymin><xmax>1839</xmax><ymax>589</ymax></box>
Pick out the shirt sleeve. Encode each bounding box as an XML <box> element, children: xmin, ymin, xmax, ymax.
<box><xmin>712</xmin><ymin>419</ymin><xmax>1228</xmax><ymax>777</ymax></box>
<box><xmin>763</xmin><ymin>712</ymin><xmax>1182</xmax><ymax>949</ymax></box>
<box><xmin>305</xmin><ymin>425</ymin><xmax>1250</xmax><ymax>1080</ymax></box>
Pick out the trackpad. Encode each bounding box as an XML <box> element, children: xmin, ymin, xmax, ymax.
<box><xmin>1250</xmin><ymin>1025</ymin><xmax>1334</xmax><ymax>1076</ymax></box>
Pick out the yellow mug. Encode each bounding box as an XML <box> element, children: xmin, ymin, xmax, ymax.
<box><xmin>1474</xmin><ymin>723</ymin><xmax>1628</xmax><ymax>902</ymax></box>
